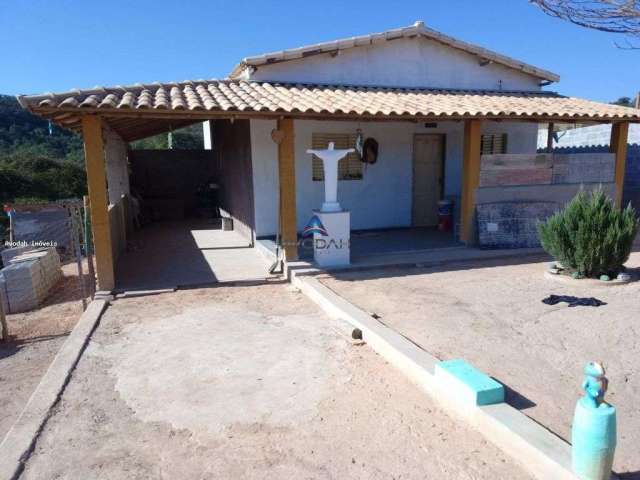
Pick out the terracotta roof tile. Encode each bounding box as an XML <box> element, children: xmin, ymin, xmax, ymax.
<box><xmin>17</xmin><ymin>80</ymin><xmax>640</xmax><ymax>124</ymax></box>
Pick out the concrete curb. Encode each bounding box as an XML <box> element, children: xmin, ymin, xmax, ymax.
<box><xmin>286</xmin><ymin>247</ymin><xmax>548</xmax><ymax>280</ymax></box>
<box><xmin>291</xmin><ymin>272</ymin><xmax>582</xmax><ymax>480</ymax></box>
<box><xmin>0</xmin><ymin>299</ymin><xmax>108</xmax><ymax>480</ymax></box>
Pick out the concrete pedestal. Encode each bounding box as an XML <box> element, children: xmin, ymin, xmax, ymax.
<box><xmin>313</xmin><ymin>210</ymin><xmax>350</xmax><ymax>267</ymax></box>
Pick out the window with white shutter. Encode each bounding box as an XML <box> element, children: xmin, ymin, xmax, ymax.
<box><xmin>311</xmin><ymin>133</ymin><xmax>363</xmax><ymax>181</ymax></box>
<box><xmin>481</xmin><ymin>134</ymin><xmax>508</xmax><ymax>154</ymax></box>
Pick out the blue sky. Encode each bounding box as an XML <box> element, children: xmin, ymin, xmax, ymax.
<box><xmin>1</xmin><ymin>0</ymin><xmax>637</xmax><ymax>102</ymax></box>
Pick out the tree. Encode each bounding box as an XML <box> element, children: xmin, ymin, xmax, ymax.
<box><xmin>530</xmin><ymin>0</ymin><xmax>640</xmax><ymax>48</ymax></box>
<box><xmin>611</xmin><ymin>96</ymin><xmax>634</xmax><ymax>106</ymax></box>
<box><xmin>538</xmin><ymin>189</ymin><xmax>639</xmax><ymax>277</ymax></box>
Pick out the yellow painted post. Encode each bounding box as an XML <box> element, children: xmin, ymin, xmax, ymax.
<box><xmin>610</xmin><ymin>122</ymin><xmax>629</xmax><ymax>208</ymax></box>
<box><xmin>277</xmin><ymin>118</ymin><xmax>299</xmax><ymax>261</ymax></box>
<box><xmin>460</xmin><ymin>119</ymin><xmax>482</xmax><ymax>245</ymax></box>
<box><xmin>81</xmin><ymin>115</ymin><xmax>115</xmax><ymax>291</ymax></box>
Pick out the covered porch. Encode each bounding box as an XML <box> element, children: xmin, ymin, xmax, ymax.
<box><xmin>115</xmin><ymin>221</ymin><xmax>273</xmax><ymax>292</ymax></box>
<box><xmin>258</xmin><ymin>226</ymin><xmax>461</xmax><ymax>264</ymax></box>
<box><xmin>17</xmin><ymin>80</ymin><xmax>640</xmax><ymax>290</ymax></box>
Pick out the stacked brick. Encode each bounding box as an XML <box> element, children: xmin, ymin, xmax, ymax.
<box><xmin>0</xmin><ymin>248</ymin><xmax>62</xmax><ymax>314</ymax></box>
<box><xmin>479</xmin><ymin>153</ymin><xmax>615</xmax><ymax>188</ymax></box>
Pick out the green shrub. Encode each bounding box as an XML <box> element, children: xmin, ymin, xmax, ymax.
<box><xmin>538</xmin><ymin>189</ymin><xmax>638</xmax><ymax>278</ymax></box>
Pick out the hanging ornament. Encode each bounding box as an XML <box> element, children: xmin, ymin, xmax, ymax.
<box><xmin>355</xmin><ymin>129</ymin><xmax>364</xmax><ymax>159</ymax></box>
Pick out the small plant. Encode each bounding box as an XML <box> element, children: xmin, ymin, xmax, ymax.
<box><xmin>538</xmin><ymin>189</ymin><xmax>639</xmax><ymax>278</ymax></box>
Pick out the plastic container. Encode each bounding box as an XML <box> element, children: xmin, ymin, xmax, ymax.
<box><xmin>437</xmin><ymin>200</ymin><xmax>453</xmax><ymax>232</ymax></box>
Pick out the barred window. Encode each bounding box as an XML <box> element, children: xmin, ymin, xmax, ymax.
<box><xmin>311</xmin><ymin>133</ymin><xmax>363</xmax><ymax>181</ymax></box>
<box><xmin>481</xmin><ymin>134</ymin><xmax>508</xmax><ymax>154</ymax></box>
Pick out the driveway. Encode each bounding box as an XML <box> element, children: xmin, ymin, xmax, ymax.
<box><xmin>21</xmin><ymin>282</ymin><xmax>527</xmax><ymax>479</ymax></box>
<box><xmin>320</xmin><ymin>252</ymin><xmax>640</xmax><ymax>476</ymax></box>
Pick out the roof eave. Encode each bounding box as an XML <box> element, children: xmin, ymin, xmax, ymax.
<box><xmin>27</xmin><ymin>104</ymin><xmax>640</xmax><ymax>125</ymax></box>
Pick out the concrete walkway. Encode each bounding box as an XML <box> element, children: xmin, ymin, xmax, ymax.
<box><xmin>19</xmin><ymin>284</ymin><xmax>529</xmax><ymax>480</ymax></box>
<box><xmin>115</xmin><ymin>221</ymin><xmax>274</xmax><ymax>291</ymax></box>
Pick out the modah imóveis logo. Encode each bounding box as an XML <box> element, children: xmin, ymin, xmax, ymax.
<box><xmin>302</xmin><ymin>215</ymin><xmax>328</xmax><ymax>237</ymax></box>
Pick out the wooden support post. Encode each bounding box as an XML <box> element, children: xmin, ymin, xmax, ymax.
<box><xmin>546</xmin><ymin>122</ymin><xmax>555</xmax><ymax>153</ymax></box>
<box><xmin>81</xmin><ymin>115</ymin><xmax>115</xmax><ymax>291</ymax></box>
<box><xmin>610</xmin><ymin>121</ymin><xmax>629</xmax><ymax>208</ymax></box>
<box><xmin>460</xmin><ymin>119</ymin><xmax>482</xmax><ymax>245</ymax></box>
<box><xmin>277</xmin><ymin>118</ymin><xmax>299</xmax><ymax>261</ymax></box>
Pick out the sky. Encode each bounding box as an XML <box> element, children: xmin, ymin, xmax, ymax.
<box><xmin>1</xmin><ymin>0</ymin><xmax>638</xmax><ymax>103</ymax></box>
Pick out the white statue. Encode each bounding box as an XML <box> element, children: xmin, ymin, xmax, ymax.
<box><xmin>307</xmin><ymin>142</ymin><xmax>355</xmax><ymax>212</ymax></box>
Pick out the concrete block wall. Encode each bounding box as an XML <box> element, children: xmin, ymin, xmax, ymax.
<box><xmin>475</xmin><ymin>152</ymin><xmax>616</xmax><ymax>248</ymax></box>
<box><xmin>537</xmin><ymin>124</ymin><xmax>640</xmax><ymax>150</ymax></box>
<box><xmin>479</xmin><ymin>153</ymin><xmax>615</xmax><ymax>188</ymax></box>
<box><xmin>108</xmin><ymin>195</ymin><xmax>128</xmax><ymax>264</ymax></box>
<box><xmin>477</xmin><ymin>202</ymin><xmax>557</xmax><ymax>248</ymax></box>
<box><xmin>538</xmin><ymin>124</ymin><xmax>640</xmax><ymax>209</ymax></box>
<box><xmin>551</xmin><ymin>153</ymin><xmax>615</xmax><ymax>184</ymax></box>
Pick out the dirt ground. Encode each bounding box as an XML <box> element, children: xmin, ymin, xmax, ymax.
<box><xmin>0</xmin><ymin>262</ymin><xmax>88</xmax><ymax>441</ymax></box>
<box><xmin>21</xmin><ymin>283</ymin><xmax>529</xmax><ymax>480</ymax></box>
<box><xmin>320</xmin><ymin>251</ymin><xmax>640</xmax><ymax>476</ymax></box>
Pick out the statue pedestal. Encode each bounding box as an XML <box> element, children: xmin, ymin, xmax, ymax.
<box><xmin>313</xmin><ymin>210</ymin><xmax>350</xmax><ymax>267</ymax></box>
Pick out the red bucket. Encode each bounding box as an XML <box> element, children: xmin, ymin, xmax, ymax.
<box><xmin>437</xmin><ymin>200</ymin><xmax>453</xmax><ymax>232</ymax></box>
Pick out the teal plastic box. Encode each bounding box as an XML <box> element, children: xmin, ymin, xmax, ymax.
<box><xmin>435</xmin><ymin>359</ymin><xmax>505</xmax><ymax>406</ymax></box>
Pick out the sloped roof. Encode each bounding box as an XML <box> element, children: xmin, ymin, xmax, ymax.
<box><xmin>18</xmin><ymin>80</ymin><xmax>640</xmax><ymax>141</ymax></box>
<box><xmin>229</xmin><ymin>21</ymin><xmax>560</xmax><ymax>83</ymax></box>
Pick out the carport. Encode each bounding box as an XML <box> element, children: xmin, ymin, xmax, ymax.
<box><xmin>18</xmin><ymin>86</ymin><xmax>270</xmax><ymax>292</ymax></box>
<box><xmin>114</xmin><ymin>221</ymin><xmax>272</xmax><ymax>291</ymax></box>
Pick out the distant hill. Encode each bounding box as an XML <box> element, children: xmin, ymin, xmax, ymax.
<box><xmin>0</xmin><ymin>95</ymin><xmax>87</xmax><ymax>204</ymax></box>
<box><xmin>0</xmin><ymin>93</ymin><xmax>206</xmax><ymax>200</ymax></box>
<box><xmin>0</xmin><ymin>95</ymin><xmax>84</xmax><ymax>164</ymax></box>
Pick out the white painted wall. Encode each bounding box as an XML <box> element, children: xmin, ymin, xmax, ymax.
<box><xmin>250</xmin><ymin>119</ymin><xmax>539</xmax><ymax>237</ymax></box>
<box><xmin>250</xmin><ymin>119</ymin><xmax>279</xmax><ymax>236</ymax></box>
<box><xmin>247</xmin><ymin>37</ymin><xmax>541</xmax><ymax>91</ymax></box>
<box><xmin>104</xmin><ymin>128</ymin><xmax>130</xmax><ymax>205</ymax></box>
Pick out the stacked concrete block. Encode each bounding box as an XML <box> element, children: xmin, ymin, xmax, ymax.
<box><xmin>480</xmin><ymin>154</ymin><xmax>553</xmax><ymax>187</ymax></box>
<box><xmin>477</xmin><ymin>202</ymin><xmax>558</xmax><ymax>249</ymax></box>
<box><xmin>0</xmin><ymin>248</ymin><xmax>62</xmax><ymax>313</ymax></box>
<box><xmin>1</xmin><ymin>246</ymin><xmax>33</xmax><ymax>266</ymax></box>
<box><xmin>479</xmin><ymin>152</ymin><xmax>616</xmax><ymax>188</ymax></box>
<box><xmin>551</xmin><ymin>153</ymin><xmax>615</xmax><ymax>184</ymax></box>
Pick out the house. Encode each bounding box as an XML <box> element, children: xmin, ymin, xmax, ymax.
<box><xmin>18</xmin><ymin>21</ymin><xmax>640</xmax><ymax>290</ymax></box>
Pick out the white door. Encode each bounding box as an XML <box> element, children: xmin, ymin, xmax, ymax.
<box><xmin>412</xmin><ymin>134</ymin><xmax>444</xmax><ymax>226</ymax></box>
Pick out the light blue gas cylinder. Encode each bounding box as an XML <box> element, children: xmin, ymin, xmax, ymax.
<box><xmin>572</xmin><ymin>362</ymin><xmax>616</xmax><ymax>480</ymax></box>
